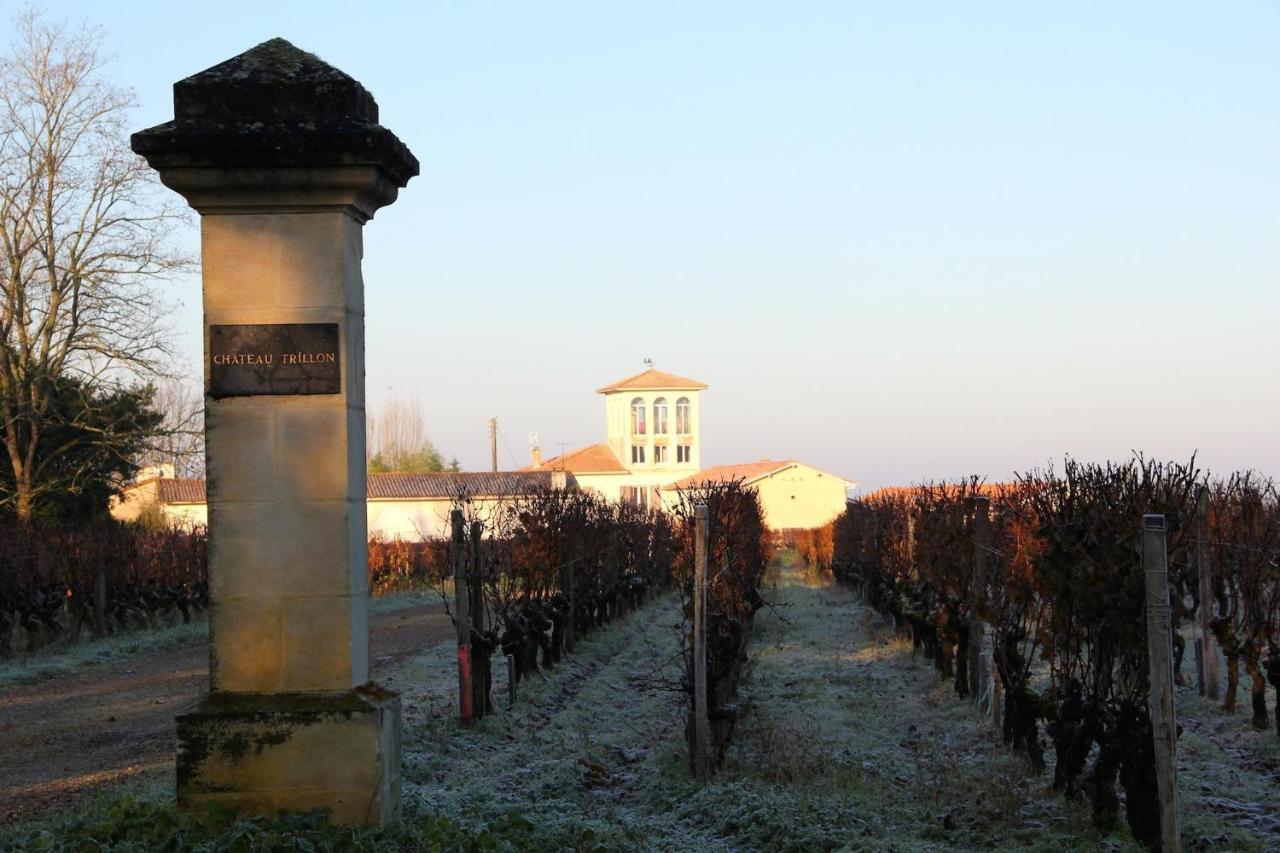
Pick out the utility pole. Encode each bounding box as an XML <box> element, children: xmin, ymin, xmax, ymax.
<box><xmin>489</xmin><ymin>417</ymin><xmax>498</xmax><ymax>473</ymax></box>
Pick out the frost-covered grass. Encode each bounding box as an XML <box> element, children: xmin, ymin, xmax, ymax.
<box><xmin>370</xmin><ymin>588</ymin><xmax>443</xmax><ymax>615</ymax></box>
<box><xmin>395</xmin><ymin>555</ymin><xmax>1122</xmax><ymax>851</ymax></box>
<box><xmin>390</xmin><ymin>554</ymin><xmax>1123</xmax><ymax>851</ymax></box>
<box><xmin>0</xmin><ymin>788</ymin><xmax>513</xmax><ymax>852</ymax></box>
<box><xmin>738</xmin><ymin>552</ymin><xmax>1277</xmax><ymax>851</ymax></box>
<box><xmin>1174</xmin><ymin>687</ymin><xmax>1280</xmax><ymax>848</ymax></box>
<box><xmin>0</xmin><ymin>618</ymin><xmax>208</xmax><ymax>688</ymax></box>
<box><xmin>7</xmin><ymin>556</ymin><xmax>1278</xmax><ymax>851</ymax></box>
<box><xmin>399</xmin><ymin>593</ymin><xmax>706</xmax><ymax>849</ymax></box>
<box><xmin>0</xmin><ymin>591</ymin><xmax>435</xmax><ymax>689</ymax></box>
<box><xmin>723</xmin><ymin>553</ymin><xmax>1124</xmax><ymax>851</ymax></box>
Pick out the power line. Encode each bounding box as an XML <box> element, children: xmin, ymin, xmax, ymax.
<box><xmin>496</xmin><ymin>424</ymin><xmax>521</xmax><ymax>471</ymax></box>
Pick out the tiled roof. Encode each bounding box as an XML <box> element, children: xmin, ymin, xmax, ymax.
<box><xmin>595</xmin><ymin>368</ymin><xmax>708</xmax><ymax>394</ymax></box>
<box><xmin>524</xmin><ymin>443</ymin><xmax>629</xmax><ymax>474</ymax></box>
<box><xmin>157</xmin><ymin>478</ymin><xmax>207</xmax><ymax>504</ymax></box>
<box><xmin>668</xmin><ymin>460</ymin><xmax>797</xmax><ymax>490</ymax></box>
<box><xmin>134</xmin><ymin>472</ymin><xmax>573</xmax><ymax>503</ymax></box>
<box><xmin>669</xmin><ymin>460</ymin><xmax>857</xmax><ymax>491</ymax></box>
<box><xmin>367</xmin><ymin>471</ymin><xmax>571</xmax><ymax>499</ymax></box>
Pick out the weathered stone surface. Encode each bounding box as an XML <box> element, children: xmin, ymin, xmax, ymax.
<box><xmin>138</xmin><ymin>36</ymin><xmax>410</xmax><ymax>827</ymax></box>
<box><xmin>174</xmin><ymin>37</ymin><xmax>378</xmax><ymax>124</ymax></box>
<box><xmin>131</xmin><ymin>39</ymin><xmax>418</xmax><ymax>189</ymax></box>
<box><xmin>177</xmin><ymin>687</ymin><xmax>401</xmax><ymax>826</ymax></box>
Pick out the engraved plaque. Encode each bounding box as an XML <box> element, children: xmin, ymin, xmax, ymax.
<box><xmin>209</xmin><ymin>323</ymin><xmax>341</xmax><ymax>397</ymax></box>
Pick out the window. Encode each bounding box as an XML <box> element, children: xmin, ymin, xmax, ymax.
<box><xmin>653</xmin><ymin>445</ymin><xmax>668</xmax><ymax>464</ymax></box>
<box><xmin>631</xmin><ymin>398</ymin><xmax>646</xmax><ymax>435</ymax></box>
<box><xmin>677</xmin><ymin>445</ymin><xmax>691</xmax><ymax>464</ymax></box>
<box><xmin>631</xmin><ymin>445</ymin><xmax>646</xmax><ymax>464</ymax></box>
<box><xmin>676</xmin><ymin>398</ymin><xmax>691</xmax><ymax>435</ymax></box>
<box><xmin>652</xmin><ymin>397</ymin><xmax>668</xmax><ymax>433</ymax></box>
<box><xmin>621</xmin><ymin>486</ymin><xmax>650</xmax><ymax>510</ymax></box>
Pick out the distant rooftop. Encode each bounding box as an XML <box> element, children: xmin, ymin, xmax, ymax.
<box><xmin>157</xmin><ymin>478</ymin><xmax>208</xmax><ymax>504</ymax></box>
<box><xmin>524</xmin><ymin>443</ymin><xmax>630</xmax><ymax>475</ymax></box>
<box><xmin>595</xmin><ymin>368</ymin><xmax>708</xmax><ymax>394</ymax></box>
<box><xmin>668</xmin><ymin>460</ymin><xmax>798</xmax><ymax>490</ymax></box>
<box><xmin>368</xmin><ymin>471</ymin><xmax>573</xmax><ymax>499</ymax></box>
<box><xmin>669</xmin><ymin>459</ymin><xmax>857</xmax><ymax>491</ymax></box>
<box><xmin>131</xmin><ymin>471</ymin><xmax>573</xmax><ymax>504</ymax></box>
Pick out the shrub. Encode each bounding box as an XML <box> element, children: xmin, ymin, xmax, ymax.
<box><xmin>829</xmin><ymin>456</ymin><xmax>1248</xmax><ymax>848</ymax></box>
<box><xmin>0</xmin><ymin>521</ymin><xmax>207</xmax><ymax>657</ymax></box>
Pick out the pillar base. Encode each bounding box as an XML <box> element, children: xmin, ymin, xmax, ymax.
<box><xmin>176</xmin><ymin>684</ymin><xmax>400</xmax><ymax>826</ymax></box>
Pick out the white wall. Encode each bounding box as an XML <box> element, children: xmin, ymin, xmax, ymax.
<box><xmin>366</xmin><ymin>497</ymin><xmax>522</xmax><ymax>540</ymax></box>
<box><xmin>752</xmin><ymin>464</ymin><xmax>852</xmax><ymax>530</ymax></box>
<box><xmin>603</xmin><ymin>389</ymin><xmax>701</xmax><ymax>476</ymax></box>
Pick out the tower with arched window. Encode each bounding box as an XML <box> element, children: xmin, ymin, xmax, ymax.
<box><xmin>594</xmin><ymin>367</ymin><xmax>706</xmax><ymax>505</ymax></box>
<box><xmin>524</xmin><ymin>366</ymin><xmax>707</xmax><ymax>511</ymax></box>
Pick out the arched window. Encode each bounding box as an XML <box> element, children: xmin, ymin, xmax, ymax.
<box><xmin>652</xmin><ymin>397</ymin><xmax>668</xmax><ymax>434</ymax></box>
<box><xmin>631</xmin><ymin>397</ymin><xmax>646</xmax><ymax>435</ymax></box>
<box><xmin>676</xmin><ymin>397</ymin><xmax>691</xmax><ymax>435</ymax></box>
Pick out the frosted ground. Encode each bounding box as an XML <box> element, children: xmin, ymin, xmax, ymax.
<box><xmin>2</xmin><ymin>553</ymin><xmax>1276</xmax><ymax>851</ymax></box>
<box><xmin>394</xmin><ymin>555</ymin><xmax>1280</xmax><ymax>851</ymax></box>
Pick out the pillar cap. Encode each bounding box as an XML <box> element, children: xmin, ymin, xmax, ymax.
<box><xmin>132</xmin><ymin>38</ymin><xmax>418</xmax><ymax>214</ymax></box>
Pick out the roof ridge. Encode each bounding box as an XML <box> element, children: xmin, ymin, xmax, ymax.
<box><xmin>523</xmin><ymin>442</ymin><xmax>628</xmax><ymax>474</ymax></box>
<box><xmin>595</xmin><ymin>367</ymin><xmax>708</xmax><ymax>394</ymax></box>
<box><xmin>669</xmin><ymin>459</ymin><xmax>856</xmax><ymax>491</ymax></box>
<box><xmin>136</xmin><ymin>470</ymin><xmax>576</xmax><ymax>502</ymax></box>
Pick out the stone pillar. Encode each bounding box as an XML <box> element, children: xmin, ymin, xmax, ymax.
<box><xmin>132</xmin><ymin>38</ymin><xmax>417</xmax><ymax>826</ymax></box>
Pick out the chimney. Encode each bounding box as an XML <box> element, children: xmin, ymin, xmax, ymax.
<box><xmin>551</xmin><ymin>470</ymin><xmax>567</xmax><ymax>490</ymax></box>
<box><xmin>531</xmin><ymin>446</ymin><xmax>543</xmax><ymax>469</ymax></box>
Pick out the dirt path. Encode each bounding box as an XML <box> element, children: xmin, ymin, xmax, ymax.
<box><xmin>0</xmin><ymin>602</ymin><xmax>451</xmax><ymax>822</ymax></box>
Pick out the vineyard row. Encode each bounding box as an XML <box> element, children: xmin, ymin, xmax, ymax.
<box><xmin>797</xmin><ymin>456</ymin><xmax>1278</xmax><ymax>850</ymax></box>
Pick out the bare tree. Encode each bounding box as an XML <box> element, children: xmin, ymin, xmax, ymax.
<box><xmin>367</xmin><ymin>395</ymin><xmax>453</xmax><ymax>473</ymax></box>
<box><xmin>0</xmin><ymin>10</ymin><xmax>190</xmax><ymax>520</ymax></box>
<box><xmin>138</xmin><ymin>377</ymin><xmax>204</xmax><ymax>478</ymax></box>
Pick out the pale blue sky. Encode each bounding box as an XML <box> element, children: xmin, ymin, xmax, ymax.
<box><xmin>37</xmin><ymin>1</ymin><xmax>1280</xmax><ymax>490</ymax></box>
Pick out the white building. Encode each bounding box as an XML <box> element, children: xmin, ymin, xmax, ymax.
<box><xmin>527</xmin><ymin>367</ymin><xmax>706</xmax><ymax>510</ymax></box>
<box><xmin>112</xmin><ymin>367</ymin><xmax>857</xmax><ymax>534</ymax></box>
<box><xmin>111</xmin><ymin>468</ymin><xmax>572</xmax><ymax>539</ymax></box>
<box><xmin>529</xmin><ymin>367</ymin><xmax>856</xmax><ymax>528</ymax></box>
<box><xmin>668</xmin><ymin>460</ymin><xmax>856</xmax><ymax>531</ymax></box>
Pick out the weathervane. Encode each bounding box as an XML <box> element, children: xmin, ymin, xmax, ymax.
<box><xmin>644</xmin><ymin>358</ymin><xmax>655</xmax><ymax>369</ymax></box>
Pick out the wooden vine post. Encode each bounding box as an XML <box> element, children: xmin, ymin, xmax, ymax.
<box><xmin>1196</xmin><ymin>488</ymin><xmax>1219</xmax><ymax>701</ymax></box>
<box><xmin>452</xmin><ymin>509</ymin><xmax>473</xmax><ymax>723</ymax></box>
<box><xmin>992</xmin><ymin>653</ymin><xmax>1004</xmax><ymax>734</ymax></box>
<box><xmin>906</xmin><ymin>509</ymin><xmax>916</xmax><ymax>582</ymax></box>
<box><xmin>565</xmin><ymin>538</ymin><xmax>578</xmax><ymax>653</ymax></box>
<box><xmin>1143</xmin><ymin>514</ymin><xmax>1181</xmax><ymax>853</ymax></box>
<box><xmin>693</xmin><ymin>504</ymin><xmax>711</xmax><ymax>781</ymax></box>
<box><xmin>469</xmin><ymin>520</ymin><xmax>486</xmax><ymax>717</ymax></box>
<box><xmin>506</xmin><ymin>655</ymin><xmax>517</xmax><ymax>708</ymax></box>
<box><xmin>969</xmin><ymin>496</ymin><xmax>990</xmax><ymax>704</ymax></box>
<box><xmin>1194</xmin><ymin>639</ymin><xmax>1206</xmax><ymax>697</ymax></box>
